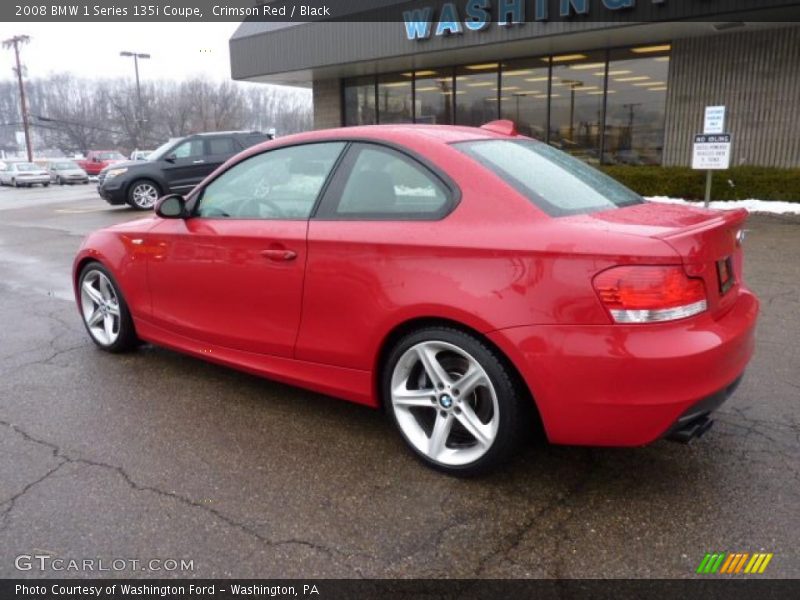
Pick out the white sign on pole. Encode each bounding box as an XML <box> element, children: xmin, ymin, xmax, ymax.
<box><xmin>703</xmin><ymin>106</ymin><xmax>726</xmax><ymax>134</ymax></box>
<box><xmin>692</xmin><ymin>134</ymin><xmax>732</xmax><ymax>170</ymax></box>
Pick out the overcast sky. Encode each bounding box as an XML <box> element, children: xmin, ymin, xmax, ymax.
<box><xmin>0</xmin><ymin>22</ymin><xmax>264</xmax><ymax>84</ymax></box>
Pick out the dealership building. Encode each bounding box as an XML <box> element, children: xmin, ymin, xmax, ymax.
<box><xmin>230</xmin><ymin>1</ymin><xmax>800</xmax><ymax>168</ymax></box>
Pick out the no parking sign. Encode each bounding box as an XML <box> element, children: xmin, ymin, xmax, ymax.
<box><xmin>692</xmin><ymin>133</ymin><xmax>732</xmax><ymax>170</ymax></box>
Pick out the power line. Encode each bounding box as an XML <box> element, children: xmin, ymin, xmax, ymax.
<box><xmin>32</xmin><ymin>114</ymin><xmax>166</xmax><ymax>145</ymax></box>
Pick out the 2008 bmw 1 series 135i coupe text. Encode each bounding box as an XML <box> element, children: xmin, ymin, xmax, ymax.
<box><xmin>73</xmin><ymin>121</ymin><xmax>759</xmax><ymax>475</ymax></box>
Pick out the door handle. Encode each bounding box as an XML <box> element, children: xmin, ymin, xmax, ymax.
<box><xmin>192</xmin><ymin>159</ymin><xmax>205</xmax><ymax>164</ymax></box>
<box><xmin>260</xmin><ymin>248</ymin><xmax>297</xmax><ymax>261</ymax></box>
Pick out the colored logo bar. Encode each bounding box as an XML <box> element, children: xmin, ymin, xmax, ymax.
<box><xmin>696</xmin><ymin>552</ymin><xmax>773</xmax><ymax>574</ymax></box>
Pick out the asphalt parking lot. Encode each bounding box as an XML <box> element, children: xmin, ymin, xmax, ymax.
<box><xmin>0</xmin><ymin>184</ymin><xmax>798</xmax><ymax>579</ymax></box>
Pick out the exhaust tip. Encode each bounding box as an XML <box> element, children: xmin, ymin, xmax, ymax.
<box><xmin>667</xmin><ymin>415</ymin><xmax>714</xmax><ymax>444</ymax></box>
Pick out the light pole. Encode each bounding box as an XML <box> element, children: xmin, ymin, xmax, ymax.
<box><xmin>561</xmin><ymin>80</ymin><xmax>584</xmax><ymax>142</ymax></box>
<box><xmin>3</xmin><ymin>35</ymin><xmax>33</xmax><ymax>162</ymax></box>
<box><xmin>119</xmin><ymin>51</ymin><xmax>150</xmax><ymax>127</ymax></box>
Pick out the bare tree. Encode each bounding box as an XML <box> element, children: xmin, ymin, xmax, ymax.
<box><xmin>0</xmin><ymin>74</ymin><xmax>312</xmax><ymax>156</ymax></box>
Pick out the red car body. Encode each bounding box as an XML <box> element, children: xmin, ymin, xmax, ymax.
<box><xmin>77</xmin><ymin>150</ymin><xmax>125</xmax><ymax>176</ymax></box>
<box><xmin>73</xmin><ymin>124</ymin><xmax>758</xmax><ymax>448</ymax></box>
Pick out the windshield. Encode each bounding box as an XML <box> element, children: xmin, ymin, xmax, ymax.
<box><xmin>97</xmin><ymin>152</ymin><xmax>125</xmax><ymax>160</ymax></box>
<box><xmin>148</xmin><ymin>139</ymin><xmax>183</xmax><ymax>161</ymax></box>
<box><xmin>16</xmin><ymin>162</ymin><xmax>38</xmax><ymax>171</ymax></box>
<box><xmin>455</xmin><ymin>139</ymin><xmax>642</xmax><ymax>217</ymax></box>
<box><xmin>52</xmin><ymin>161</ymin><xmax>79</xmax><ymax>169</ymax></box>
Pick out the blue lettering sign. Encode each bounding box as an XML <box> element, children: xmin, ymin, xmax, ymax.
<box><xmin>602</xmin><ymin>0</ymin><xmax>635</xmax><ymax>9</ymax></box>
<box><xmin>560</xmin><ymin>0</ymin><xmax>589</xmax><ymax>17</ymax></box>
<box><xmin>435</xmin><ymin>2</ymin><xmax>464</xmax><ymax>36</ymax></box>
<box><xmin>534</xmin><ymin>0</ymin><xmax>548</xmax><ymax>20</ymax></box>
<box><xmin>403</xmin><ymin>7</ymin><xmax>433</xmax><ymax>40</ymax></box>
<box><xmin>498</xmin><ymin>0</ymin><xmax>525</xmax><ymax>26</ymax></box>
<box><xmin>404</xmin><ymin>0</ymin><xmax>650</xmax><ymax>40</ymax></box>
<box><xmin>465</xmin><ymin>0</ymin><xmax>491</xmax><ymax>31</ymax></box>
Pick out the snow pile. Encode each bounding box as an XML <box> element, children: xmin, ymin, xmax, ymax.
<box><xmin>646</xmin><ymin>197</ymin><xmax>800</xmax><ymax>215</ymax></box>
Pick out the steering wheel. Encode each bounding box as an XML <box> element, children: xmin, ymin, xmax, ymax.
<box><xmin>238</xmin><ymin>196</ymin><xmax>286</xmax><ymax>219</ymax></box>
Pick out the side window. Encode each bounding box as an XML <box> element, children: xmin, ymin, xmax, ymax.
<box><xmin>330</xmin><ymin>145</ymin><xmax>450</xmax><ymax>219</ymax></box>
<box><xmin>172</xmin><ymin>139</ymin><xmax>204</xmax><ymax>159</ymax></box>
<box><xmin>196</xmin><ymin>142</ymin><xmax>345</xmax><ymax>220</ymax></box>
<box><xmin>208</xmin><ymin>137</ymin><xmax>237</xmax><ymax>155</ymax></box>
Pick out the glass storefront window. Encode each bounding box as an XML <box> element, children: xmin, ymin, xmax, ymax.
<box><xmin>604</xmin><ymin>45</ymin><xmax>670</xmax><ymax>165</ymax></box>
<box><xmin>414</xmin><ymin>69</ymin><xmax>454</xmax><ymax>125</ymax></box>
<box><xmin>500</xmin><ymin>58</ymin><xmax>550</xmax><ymax>141</ymax></box>
<box><xmin>341</xmin><ymin>44</ymin><xmax>671</xmax><ymax>166</ymax></box>
<box><xmin>343</xmin><ymin>76</ymin><xmax>376</xmax><ymax>126</ymax></box>
<box><xmin>455</xmin><ymin>63</ymin><xmax>499</xmax><ymax>126</ymax></box>
<box><xmin>377</xmin><ymin>73</ymin><xmax>412</xmax><ymax>124</ymax></box>
<box><xmin>549</xmin><ymin>52</ymin><xmax>607</xmax><ymax>164</ymax></box>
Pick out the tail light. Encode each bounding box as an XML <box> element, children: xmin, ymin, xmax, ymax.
<box><xmin>593</xmin><ymin>265</ymin><xmax>707</xmax><ymax>324</ymax></box>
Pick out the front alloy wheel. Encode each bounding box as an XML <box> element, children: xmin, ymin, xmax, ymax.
<box><xmin>386</xmin><ymin>327</ymin><xmax>527</xmax><ymax>475</ymax></box>
<box><xmin>79</xmin><ymin>264</ymin><xmax>138</xmax><ymax>352</ymax></box>
<box><xmin>128</xmin><ymin>181</ymin><xmax>160</xmax><ymax>210</ymax></box>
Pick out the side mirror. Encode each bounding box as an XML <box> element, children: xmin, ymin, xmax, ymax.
<box><xmin>155</xmin><ymin>194</ymin><xmax>186</xmax><ymax>218</ymax></box>
<box><xmin>164</xmin><ymin>154</ymin><xmax>177</xmax><ymax>163</ymax></box>
<box><xmin>93</xmin><ymin>157</ymin><xmax>101</xmax><ymax>162</ymax></box>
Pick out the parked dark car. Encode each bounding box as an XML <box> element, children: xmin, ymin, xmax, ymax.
<box><xmin>97</xmin><ymin>131</ymin><xmax>273</xmax><ymax>210</ymax></box>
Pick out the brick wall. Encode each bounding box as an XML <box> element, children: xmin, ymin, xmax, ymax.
<box><xmin>312</xmin><ymin>79</ymin><xmax>342</xmax><ymax>130</ymax></box>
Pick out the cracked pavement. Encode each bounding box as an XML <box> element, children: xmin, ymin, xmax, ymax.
<box><xmin>0</xmin><ymin>185</ymin><xmax>798</xmax><ymax>578</ymax></box>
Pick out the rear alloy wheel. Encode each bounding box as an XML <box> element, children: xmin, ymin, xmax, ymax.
<box><xmin>128</xmin><ymin>180</ymin><xmax>160</xmax><ymax>210</ymax></box>
<box><xmin>385</xmin><ymin>327</ymin><xmax>527</xmax><ymax>476</ymax></box>
<box><xmin>79</xmin><ymin>263</ymin><xmax>138</xmax><ymax>352</ymax></box>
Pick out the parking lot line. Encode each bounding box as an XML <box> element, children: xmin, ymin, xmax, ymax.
<box><xmin>54</xmin><ymin>207</ymin><xmax>112</xmax><ymax>214</ymax></box>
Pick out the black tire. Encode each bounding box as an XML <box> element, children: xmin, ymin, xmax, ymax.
<box><xmin>12</xmin><ymin>179</ymin><xmax>18</xmax><ymax>188</ymax></box>
<box><xmin>383</xmin><ymin>326</ymin><xmax>529</xmax><ymax>476</ymax></box>
<box><xmin>77</xmin><ymin>262</ymin><xmax>139</xmax><ymax>353</ymax></box>
<box><xmin>126</xmin><ymin>179</ymin><xmax>161</xmax><ymax>211</ymax></box>
<box><xmin>43</xmin><ymin>182</ymin><xmax>50</xmax><ymax>187</ymax></box>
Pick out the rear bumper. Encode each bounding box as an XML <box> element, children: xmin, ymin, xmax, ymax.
<box><xmin>487</xmin><ymin>289</ymin><xmax>759</xmax><ymax>447</ymax></box>
<box><xmin>60</xmin><ymin>175</ymin><xmax>89</xmax><ymax>183</ymax></box>
<box><xmin>17</xmin><ymin>176</ymin><xmax>50</xmax><ymax>185</ymax></box>
<box><xmin>663</xmin><ymin>375</ymin><xmax>743</xmax><ymax>443</ymax></box>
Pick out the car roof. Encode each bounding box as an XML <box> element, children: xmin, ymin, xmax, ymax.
<box><xmin>191</xmin><ymin>130</ymin><xmax>264</xmax><ymax>137</ymax></box>
<box><xmin>279</xmin><ymin>124</ymin><xmax>509</xmax><ymax>146</ymax></box>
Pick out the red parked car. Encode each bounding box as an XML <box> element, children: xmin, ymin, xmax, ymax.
<box><xmin>73</xmin><ymin>122</ymin><xmax>758</xmax><ymax>475</ymax></box>
<box><xmin>76</xmin><ymin>150</ymin><xmax>126</xmax><ymax>176</ymax></box>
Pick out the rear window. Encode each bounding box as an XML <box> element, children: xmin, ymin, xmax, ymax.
<box><xmin>455</xmin><ymin>139</ymin><xmax>642</xmax><ymax>216</ymax></box>
<box><xmin>240</xmin><ymin>134</ymin><xmax>270</xmax><ymax>149</ymax></box>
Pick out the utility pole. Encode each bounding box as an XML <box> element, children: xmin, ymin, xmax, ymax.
<box><xmin>3</xmin><ymin>35</ymin><xmax>33</xmax><ymax>162</ymax></box>
<box><xmin>120</xmin><ymin>51</ymin><xmax>150</xmax><ymax>127</ymax></box>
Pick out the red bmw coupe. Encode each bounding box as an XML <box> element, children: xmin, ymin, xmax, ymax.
<box><xmin>73</xmin><ymin>122</ymin><xmax>758</xmax><ymax>475</ymax></box>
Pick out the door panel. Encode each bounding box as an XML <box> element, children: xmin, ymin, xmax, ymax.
<box><xmin>146</xmin><ymin>218</ymin><xmax>307</xmax><ymax>357</ymax></box>
<box><xmin>161</xmin><ymin>138</ymin><xmax>208</xmax><ymax>192</ymax></box>
<box><xmin>145</xmin><ymin>141</ymin><xmax>347</xmax><ymax>358</ymax></box>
